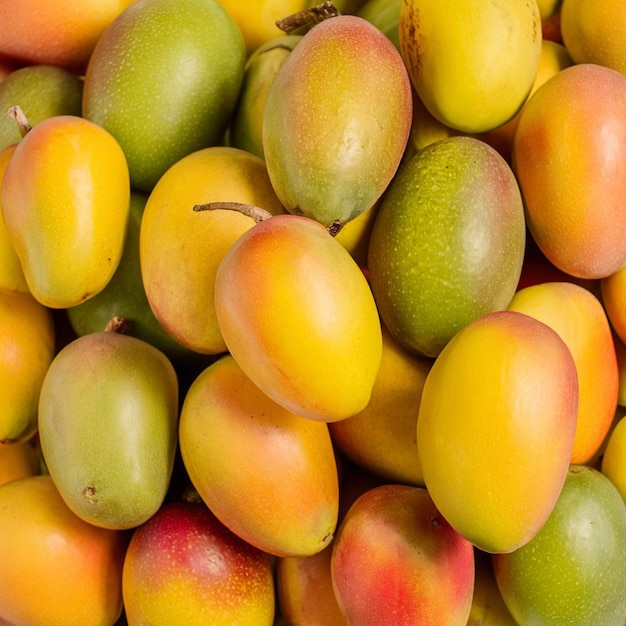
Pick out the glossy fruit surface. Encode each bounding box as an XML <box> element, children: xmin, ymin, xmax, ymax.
<box><xmin>602</xmin><ymin>416</ymin><xmax>626</xmax><ymax>502</ymax></box>
<box><xmin>123</xmin><ymin>500</ymin><xmax>275</xmax><ymax>625</ymax></box>
<box><xmin>179</xmin><ymin>355</ymin><xmax>339</xmax><ymax>557</ymax></box>
<box><xmin>513</xmin><ymin>63</ymin><xmax>626</xmax><ymax>279</ymax></box>
<box><xmin>399</xmin><ymin>0</ymin><xmax>541</xmax><ymax>132</ymax></box>
<box><xmin>1</xmin><ymin>114</ymin><xmax>130</xmax><ymax>308</ymax></box>
<box><xmin>82</xmin><ymin>0</ymin><xmax>246</xmax><ymax>192</ymax></box>
<box><xmin>368</xmin><ymin>135</ymin><xmax>526</xmax><ymax>358</ymax></box>
<box><xmin>493</xmin><ymin>465</ymin><xmax>626</xmax><ymax>626</ymax></box>
<box><xmin>38</xmin><ymin>330</ymin><xmax>179</xmax><ymax>530</ymax></box>
<box><xmin>331</xmin><ymin>484</ymin><xmax>475</xmax><ymax>625</ymax></box>
<box><xmin>417</xmin><ymin>310</ymin><xmax>579</xmax><ymax>553</ymax></box>
<box><xmin>263</xmin><ymin>14</ymin><xmax>412</xmax><ymax>228</ymax></box>
<box><xmin>0</xmin><ymin>475</ymin><xmax>128</xmax><ymax>626</ymax></box>
<box><xmin>215</xmin><ymin>213</ymin><xmax>382</xmax><ymax>423</ymax></box>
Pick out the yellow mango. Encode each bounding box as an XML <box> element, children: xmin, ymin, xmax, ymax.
<box><xmin>417</xmin><ymin>310</ymin><xmax>579</xmax><ymax>554</ymax></box>
<box><xmin>399</xmin><ymin>0</ymin><xmax>542</xmax><ymax>133</ymax></box>
<box><xmin>0</xmin><ymin>144</ymin><xmax>28</xmax><ymax>294</ymax></box>
<box><xmin>0</xmin><ymin>289</ymin><xmax>55</xmax><ymax>443</ymax></box>
<box><xmin>0</xmin><ymin>438</ymin><xmax>40</xmax><ymax>486</ymax></box>
<box><xmin>179</xmin><ymin>354</ymin><xmax>339</xmax><ymax>557</ymax></box>
<box><xmin>1</xmin><ymin>114</ymin><xmax>130</xmax><ymax>308</ymax></box>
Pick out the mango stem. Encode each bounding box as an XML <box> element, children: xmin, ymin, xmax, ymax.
<box><xmin>104</xmin><ymin>316</ymin><xmax>128</xmax><ymax>334</ymax></box>
<box><xmin>276</xmin><ymin>2</ymin><xmax>341</xmax><ymax>35</ymax></box>
<box><xmin>6</xmin><ymin>105</ymin><xmax>31</xmax><ymax>137</ymax></box>
<box><xmin>193</xmin><ymin>201</ymin><xmax>273</xmax><ymax>223</ymax></box>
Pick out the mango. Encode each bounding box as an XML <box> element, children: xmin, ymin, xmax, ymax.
<box><xmin>513</xmin><ymin>63</ymin><xmax>626</xmax><ymax>279</ymax></box>
<box><xmin>1</xmin><ymin>114</ymin><xmax>130</xmax><ymax>308</ymax></box>
<box><xmin>0</xmin><ymin>64</ymin><xmax>83</xmax><ymax>152</ymax></box>
<box><xmin>140</xmin><ymin>146</ymin><xmax>285</xmax><ymax>356</ymax></box>
<box><xmin>602</xmin><ymin>416</ymin><xmax>626</xmax><ymax>502</ymax></box>
<box><xmin>330</xmin><ymin>484</ymin><xmax>475</xmax><ymax>624</ymax></box>
<box><xmin>329</xmin><ymin>324</ymin><xmax>430</xmax><ymax>486</ymax></box>
<box><xmin>399</xmin><ymin>0</ymin><xmax>541</xmax><ymax>133</ymax></box>
<box><xmin>0</xmin><ymin>144</ymin><xmax>28</xmax><ymax>294</ymax></box>
<box><xmin>0</xmin><ymin>475</ymin><xmax>128</xmax><ymax>626</ymax></box>
<box><xmin>179</xmin><ymin>354</ymin><xmax>339</xmax><ymax>557</ymax></box>
<box><xmin>67</xmin><ymin>191</ymin><xmax>199</xmax><ymax>366</ymax></box>
<box><xmin>123</xmin><ymin>500</ymin><xmax>275</xmax><ymax>625</ymax></box>
<box><xmin>214</xmin><ymin>213</ymin><xmax>382</xmax><ymax>422</ymax></box>
<box><xmin>0</xmin><ymin>438</ymin><xmax>39</xmax><ymax>486</ymax></box>
<box><xmin>417</xmin><ymin>310</ymin><xmax>579</xmax><ymax>554</ymax></box>
<box><xmin>82</xmin><ymin>0</ymin><xmax>246</xmax><ymax>192</ymax></box>
<box><xmin>508</xmin><ymin>281</ymin><xmax>619</xmax><ymax>465</ymax></box>
<box><xmin>0</xmin><ymin>289</ymin><xmax>55</xmax><ymax>444</ymax></box>
<box><xmin>38</xmin><ymin>330</ymin><xmax>179</xmax><ymax>530</ymax></box>
<box><xmin>368</xmin><ymin>135</ymin><xmax>526</xmax><ymax>358</ymax></box>
<box><xmin>263</xmin><ymin>14</ymin><xmax>412</xmax><ymax>229</ymax></box>
<box><xmin>493</xmin><ymin>466</ymin><xmax>626</xmax><ymax>625</ymax></box>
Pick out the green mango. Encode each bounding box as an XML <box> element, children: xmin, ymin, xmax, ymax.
<box><xmin>66</xmin><ymin>191</ymin><xmax>202</xmax><ymax>368</ymax></box>
<box><xmin>367</xmin><ymin>136</ymin><xmax>526</xmax><ymax>358</ymax></box>
<box><xmin>0</xmin><ymin>64</ymin><xmax>83</xmax><ymax>152</ymax></box>
<box><xmin>38</xmin><ymin>330</ymin><xmax>179</xmax><ymax>530</ymax></box>
<box><xmin>229</xmin><ymin>35</ymin><xmax>302</xmax><ymax>160</ymax></box>
<box><xmin>82</xmin><ymin>0</ymin><xmax>246</xmax><ymax>192</ymax></box>
<box><xmin>262</xmin><ymin>14</ymin><xmax>412</xmax><ymax>230</ymax></box>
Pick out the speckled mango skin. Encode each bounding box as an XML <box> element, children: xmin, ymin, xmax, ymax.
<box><xmin>513</xmin><ymin>63</ymin><xmax>626</xmax><ymax>279</ymax></box>
<box><xmin>368</xmin><ymin>135</ymin><xmax>526</xmax><ymax>359</ymax></box>
<box><xmin>263</xmin><ymin>15</ymin><xmax>412</xmax><ymax>228</ymax></box>
<box><xmin>123</xmin><ymin>501</ymin><xmax>275</xmax><ymax>625</ymax></box>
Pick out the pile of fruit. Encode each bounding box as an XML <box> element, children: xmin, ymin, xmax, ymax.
<box><xmin>1</xmin><ymin>0</ymin><xmax>625</xmax><ymax>624</ymax></box>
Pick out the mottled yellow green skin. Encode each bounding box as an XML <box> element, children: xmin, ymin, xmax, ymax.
<box><xmin>179</xmin><ymin>355</ymin><xmax>339</xmax><ymax>557</ymax></box>
<box><xmin>263</xmin><ymin>14</ymin><xmax>412</xmax><ymax>228</ymax></box>
<box><xmin>399</xmin><ymin>0</ymin><xmax>541</xmax><ymax>133</ymax></box>
<box><xmin>1</xmin><ymin>115</ymin><xmax>130</xmax><ymax>308</ymax></box>
<box><xmin>38</xmin><ymin>331</ymin><xmax>179</xmax><ymax>530</ymax></box>
<box><xmin>493</xmin><ymin>466</ymin><xmax>626</xmax><ymax>625</ymax></box>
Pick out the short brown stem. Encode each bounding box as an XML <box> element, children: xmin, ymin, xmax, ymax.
<box><xmin>276</xmin><ymin>2</ymin><xmax>341</xmax><ymax>35</ymax></box>
<box><xmin>6</xmin><ymin>105</ymin><xmax>31</xmax><ymax>137</ymax></box>
<box><xmin>193</xmin><ymin>201</ymin><xmax>273</xmax><ymax>224</ymax></box>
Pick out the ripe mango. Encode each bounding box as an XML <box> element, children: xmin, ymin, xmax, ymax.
<box><xmin>417</xmin><ymin>311</ymin><xmax>579</xmax><ymax>554</ymax></box>
<box><xmin>179</xmin><ymin>354</ymin><xmax>339</xmax><ymax>557</ymax></box>
<box><xmin>263</xmin><ymin>14</ymin><xmax>412</xmax><ymax>229</ymax></box>
<box><xmin>1</xmin><ymin>114</ymin><xmax>130</xmax><ymax>308</ymax></box>
<box><xmin>214</xmin><ymin>213</ymin><xmax>382</xmax><ymax>422</ymax></box>
<box><xmin>82</xmin><ymin>0</ymin><xmax>246</xmax><ymax>192</ymax></box>
<box><xmin>399</xmin><ymin>0</ymin><xmax>541</xmax><ymax>133</ymax></box>
<box><xmin>0</xmin><ymin>289</ymin><xmax>55</xmax><ymax>444</ymax></box>
<box><xmin>38</xmin><ymin>330</ymin><xmax>179</xmax><ymax>530</ymax></box>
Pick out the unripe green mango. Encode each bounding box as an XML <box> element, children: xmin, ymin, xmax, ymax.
<box><xmin>0</xmin><ymin>64</ymin><xmax>83</xmax><ymax>152</ymax></box>
<box><xmin>368</xmin><ymin>136</ymin><xmax>526</xmax><ymax>358</ymax></box>
<box><xmin>263</xmin><ymin>14</ymin><xmax>412</xmax><ymax>229</ymax></box>
<box><xmin>38</xmin><ymin>330</ymin><xmax>179</xmax><ymax>530</ymax></box>
<box><xmin>82</xmin><ymin>0</ymin><xmax>246</xmax><ymax>192</ymax></box>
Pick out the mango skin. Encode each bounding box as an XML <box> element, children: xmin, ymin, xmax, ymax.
<box><xmin>179</xmin><ymin>355</ymin><xmax>339</xmax><ymax>558</ymax></box>
<box><xmin>214</xmin><ymin>214</ymin><xmax>383</xmax><ymax>422</ymax></box>
<box><xmin>123</xmin><ymin>501</ymin><xmax>275</xmax><ymax>625</ymax></box>
<box><xmin>82</xmin><ymin>0</ymin><xmax>246</xmax><ymax>192</ymax></box>
<box><xmin>0</xmin><ymin>475</ymin><xmax>128</xmax><ymax>626</ymax></box>
<box><xmin>38</xmin><ymin>331</ymin><xmax>179</xmax><ymax>530</ymax></box>
<box><xmin>140</xmin><ymin>146</ymin><xmax>285</xmax><ymax>356</ymax></box>
<box><xmin>399</xmin><ymin>0</ymin><xmax>541</xmax><ymax>133</ymax></box>
<box><xmin>0</xmin><ymin>289</ymin><xmax>56</xmax><ymax>444</ymax></box>
<box><xmin>368</xmin><ymin>135</ymin><xmax>526</xmax><ymax>358</ymax></box>
<box><xmin>263</xmin><ymin>15</ymin><xmax>412</xmax><ymax>228</ymax></box>
<box><xmin>417</xmin><ymin>310</ymin><xmax>579</xmax><ymax>554</ymax></box>
<box><xmin>493</xmin><ymin>466</ymin><xmax>626</xmax><ymax>626</ymax></box>
<box><xmin>513</xmin><ymin>63</ymin><xmax>626</xmax><ymax>279</ymax></box>
<box><xmin>1</xmin><ymin>114</ymin><xmax>130</xmax><ymax>308</ymax></box>
<box><xmin>508</xmin><ymin>281</ymin><xmax>619</xmax><ymax>465</ymax></box>
<box><xmin>330</xmin><ymin>484</ymin><xmax>475</xmax><ymax>625</ymax></box>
